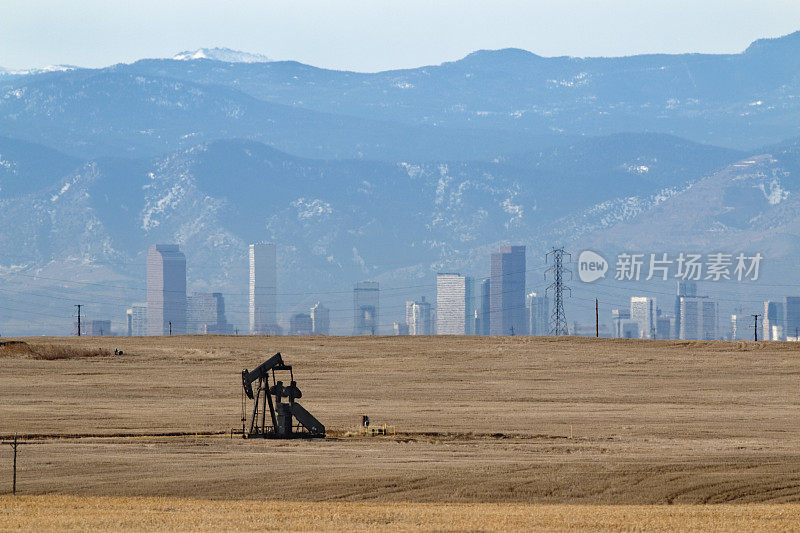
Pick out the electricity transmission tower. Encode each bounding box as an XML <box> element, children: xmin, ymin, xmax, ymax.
<box><xmin>545</xmin><ymin>247</ymin><xmax>572</xmax><ymax>336</ymax></box>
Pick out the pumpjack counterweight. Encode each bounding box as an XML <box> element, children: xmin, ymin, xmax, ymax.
<box><xmin>241</xmin><ymin>353</ymin><xmax>325</xmax><ymax>439</ymax></box>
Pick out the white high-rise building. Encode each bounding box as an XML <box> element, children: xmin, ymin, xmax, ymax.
<box><xmin>680</xmin><ymin>297</ymin><xmax>718</xmax><ymax>340</ymax></box>
<box><xmin>405</xmin><ymin>297</ymin><xmax>432</xmax><ymax>335</ymax></box>
<box><xmin>763</xmin><ymin>300</ymin><xmax>784</xmax><ymax>341</ymax></box>
<box><xmin>126</xmin><ymin>303</ymin><xmax>147</xmax><ymax>336</ymax></box>
<box><xmin>730</xmin><ymin>313</ymin><xmax>751</xmax><ymax>341</ymax></box>
<box><xmin>249</xmin><ymin>242</ymin><xmax>277</xmax><ymax>334</ymax></box>
<box><xmin>436</xmin><ymin>273</ymin><xmax>474</xmax><ymax>335</ymax></box>
<box><xmin>146</xmin><ymin>244</ymin><xmax>186</xmax><ymax>336</ymax></box>
<box><xmin>630</xmin><ymin>296</ymin><xmax>657</xmax><ymax>339</ymax></box>
<box><xmin>527</xmin><ymin>291</ymin><xmax>549</xmax><ymax>336</ymax></box>
<box><xmin>310</xmin><ymin>302</ymin><xmax>330</xmax><ymax>335</ymax></box>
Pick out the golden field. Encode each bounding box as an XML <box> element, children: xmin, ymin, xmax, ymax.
<box><xmin>2</xmin><ymin>496</ymin><xmax>800</xmax><ymax>531</ymax></box>
<box><xmin>1</xmin><ymin>335</ymin><xmax>799</xmax><ymax>529</ymax></box>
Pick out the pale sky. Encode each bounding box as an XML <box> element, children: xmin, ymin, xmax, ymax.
<box><xmin>1</xmin><ymin>0</ymin><xmax>799</xmax><ymax>72</ymax></box>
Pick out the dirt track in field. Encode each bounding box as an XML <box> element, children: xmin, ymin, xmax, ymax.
<box><xmin>1</xmin><ymin>335</ymin><xmax>799</xmax><ymax>504</ymax></box>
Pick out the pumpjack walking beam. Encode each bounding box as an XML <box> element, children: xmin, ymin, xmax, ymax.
<box><xmin>242</xmin><ymin>353</ymin><xmax>325</xmax><ymax>439</ymax></box>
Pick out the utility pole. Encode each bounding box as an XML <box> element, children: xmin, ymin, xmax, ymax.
<box><xmin>2</xmin><ymin>434</ymin><xmax>28</xmax><ymax>495</ymax></box>
<box><xmin>545</xmin><ymin>247</ymin><xmax>572</xmax><ymax>336</ymax></box>
<box><xmin>595</xmin><ymin>299</ymin><xmax>599</xmax><ymax>338</ymax></box>
<box><xmin>74</xmin><ymin>305</ymin><xmax>82</xmax><ymax>336</ymax></box>
<box><xmin>751</xmin><ymin>314</ymin><xmax>760</xmax><ymax>341</ymax></box>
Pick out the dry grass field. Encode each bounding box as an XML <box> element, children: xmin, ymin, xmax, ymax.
<box><xmin>3</xmin><ymin>496</ymin><xmax>800</xmax><ymax>531</ymax></box>
<box><xmin>1</xmin><ymin>335</ymin><xmax>799</xmax><ymax>529</ymax></box>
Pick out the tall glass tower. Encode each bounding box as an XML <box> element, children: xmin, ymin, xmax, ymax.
<box><xmin>489</xmin><ymin>245</ymin><xmax>526</xmax><ymax>336</ymax></box>
<box><xmin>146</xmin><ymin>244</ymin><xmax>186</xmax><ymax>336</ymax></box>
<box><xmin>249</xmin><ymin>242</ymin><xmax>277</xmax><ymax>334</ymax></box>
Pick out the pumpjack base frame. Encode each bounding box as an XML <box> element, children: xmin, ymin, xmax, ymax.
<box><xmin>244</xmin><ymin>431</ymin><xmax>325</xmax><ymax>440</ymax></box>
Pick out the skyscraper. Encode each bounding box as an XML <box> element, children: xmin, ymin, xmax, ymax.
<box><xmin>490</xmin><ymin>246</ymin><xmax>526</xmax><ymax>336</ymax></box>
<box><xmin>479</xmin><ymin>277</ymin><xmax>491</xmax><ymax>335</ymax></box>
<box><xmin>674</xmin><ymin>281</ymin><xmax>697</xmax><ymax>341</ymax></box>
<box><xmin>730</xmin><ymin>312</ymin><xmax>752</xmax><ymax>341</ymax></box>
<box><xmin>288</xmin><ymin>313</ymin><xmax>313</xmax><ymax>335</ymax></box>
<box><xmin>656</xmin><ymin>315</ymin><xmax>673</xmax><ymax>339</ymax></box>
<box><xmin>763</xmin><ymin>300</ymin><xmax>785</xmax><ymax>341</ymax></box>
<box><xmin>187</xmin><ymin>292</ymin><xmax>231</xmax><ymax>334</ymax></box>
<box><xmin>785</xmin><ymin>297</ymin><xmax>800</xmax><ymax>340</ymax></box>
<box><xmin>353</xmin><ymin>281</ymin><xmax>379</xmax><ymax>335</ymax></box>
<box><xmin>393</xmin><ymin>322</ymin><xmax>410</xmax><ymax>335</ymax></box>
<box><xmin>146</xmin><ymin>244</ymin><xmax>186</xmax><ymax>336</ymax></box>
<box><xmin>436</xmin><ymin>274</ymin><xmax>474</xmax><ymax>335</ymax></box>
<box><xmin>679</xmin><ymin>296</ymin><xmax>718</xmax><ymax>340</ymax></box>
<box><xmin>86</xmin><ymin>320</ymin><xmax>111</xmax><ymax>336</ymax></box>
<box><xmin>527</xmin><ymin>291</ymin><xmax>549</xmax><ymax>336</ymax></box>
<box><xmin>310</xmin><ymin>302</ymin><xmax>330</xmax><ymax>335</ymax></box>
<box><xmin>126</xmin><ymin>303</ymin><xmax>147</xmax><ymax>336</ymax></box>
<box><xmin>630</xmin><ymin>296</ymin><xmax>657</xmax><ymax>339</ymax></box>
<box><xmin>249</xmin><ymin>242</ymin><xmax>277</xmax><ymax>334</ymax></box>
<box><xmin>611</xmin><ymin>308</ymin><xmax>633</xmax><ymax>338</ymax></box>
<box><xmin>405</xmin><ymin>297</ymin><xmax>432</xmax><ymax>335</ymax></box>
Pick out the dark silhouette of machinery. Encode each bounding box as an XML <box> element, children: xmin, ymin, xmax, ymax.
<box><xmin>241</xmin><ymin>353</ymin><xmax>325</xmax><ymax>438</ymax></box>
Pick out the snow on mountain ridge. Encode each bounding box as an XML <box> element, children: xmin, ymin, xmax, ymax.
<box><xmin>172</xmin><ymin>48</ymin><xmax>271</xmax><ymax>63</ymax></box>
<box><xmin>0</xmin><ymin>65</ymin><xmax>76</xmax><ymax>76</ymax></box>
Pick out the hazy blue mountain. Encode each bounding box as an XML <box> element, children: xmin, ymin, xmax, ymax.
<box><xmin>500</xmin><ymin>133</ymin><xmax>743</xmax><ymax>213</ymax></box>
<box><xmin>119</xmin><ymin>32</ymin><xmax>800</xmax><ymax>149</ymax></box>
<box><xmin>0</xmin><ymin>133</ymin><xmax>741</xmax><ymax>261</ymax></box>
<box><xmin>0</xmin><ymin>136</ymin><xmax>82</xmax><ymax>196</ymax></box>
<box><xmin>4</xmin><ymin>31</ymin><xmax>800</xmax><ymax>165</ymax></box>
<box><xmin>0</xmin><ymin>69</ymin><xmax>564</xmax><ymax>161</ymax></box>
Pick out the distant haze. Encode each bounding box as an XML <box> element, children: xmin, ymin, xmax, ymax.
<box><xmin>1</xmin><ymin>0</ymin><xmax>800</xmax><ymax>71</ymax></box>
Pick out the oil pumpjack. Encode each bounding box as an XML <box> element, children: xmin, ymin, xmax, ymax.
<box><xmin>241</xmin><ymin>353</ymin><xmax>325</xmax><ymax>438</ymax></box>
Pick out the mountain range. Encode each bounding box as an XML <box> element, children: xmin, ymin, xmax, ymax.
<box><xmin>1</xmin><ymin>32</ymin><xmax>799</xmax><ymax>335</ymax></box>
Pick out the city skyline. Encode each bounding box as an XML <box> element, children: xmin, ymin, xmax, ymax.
<box><xmin>45</xmin><ymin>243</ymin><xmax>800</xmax><ymax>340</ymax></box>
<box><xmin>4</xmin><ymin>239</ymin><xmax>798</xmax><ymax>339</ymax></box>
